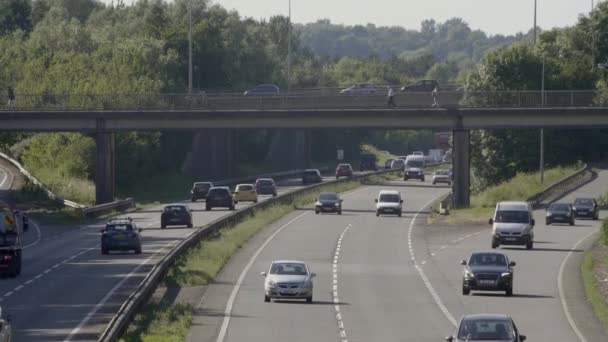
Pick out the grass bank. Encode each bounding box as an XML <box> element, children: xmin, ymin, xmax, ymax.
<box><xmin>581</xmin><ymin>224</ymin><xmax>608</xmax><ymax>333</ymax></box>
<box><xmin>361</xmin><ymin>144</ymin><xmax>396</xmax><ymax>168</ymax></box>
<box><xmin>431</xmin><ymin>165</ymin><xmax>580</xmax><ymax>224</ymax></box>
<box><xmin>25</xmin><ymin>168</ymin><xmax>95</xmax><ymax>206</ymax></box>
<box><xmin>121</xmin><ymin>172</ymin><xmax>396</xmax><ymax>341</ymax></box>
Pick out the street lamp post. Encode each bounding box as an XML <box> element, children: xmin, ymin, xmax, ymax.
<box><xmin>188</xmin><ymin>0</ymin><xmax>193</xmax><ymax>94</ymax></box>
<box><xmin>287</xmin><ymin>0</ymin><xmax>292</xmax><ymax>93</ymax></box>
<box><xmin>540</xmin><ymin>56</ymin><xmax>545</xmax><ymax>184</ymax></box>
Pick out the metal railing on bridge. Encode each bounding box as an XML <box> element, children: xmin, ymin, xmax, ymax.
<box><xmin>1</xmin><ymin>90</ymin><xmax>607</xmax><ymax>111</ymax></box>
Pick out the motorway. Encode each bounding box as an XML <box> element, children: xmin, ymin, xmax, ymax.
<box><xmin>189</xmin><ymin>174</ymin><xmax>608</xmax><ymax>342</ymax></box>
<box><xmin>0</xmin><ymin>168</ymin><xmax>342</xmax><ymax>341</ymax></box>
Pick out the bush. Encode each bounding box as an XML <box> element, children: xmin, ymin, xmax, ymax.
<box><xmin>602</xmin><ymin>218</ymin><xmax>608</xmax><ymax>246</ymax></box>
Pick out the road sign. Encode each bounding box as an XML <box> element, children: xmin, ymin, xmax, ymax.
<box><xmin>337</xmin><ymin>149</ymin><xmax>344</xmax><ymax>161</ymax></box>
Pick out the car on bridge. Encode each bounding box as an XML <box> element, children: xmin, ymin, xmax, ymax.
<box><xmin>261</xmin><ymin>260</ymin><xmax>316</xmax><ymax>303</ymax></box>
<box><xmin>446</xmin><ymin>314</ymin><xmax>526</xmax><ymax>342</ymax></box>
<box><xmin>233</xmin><ymin>184</ymin><xmax>258</xmax><ymax>204</ymax></box>
<box><xmin>572</xmin><ymin>197</ymin><xmax>599</xmax><ymax>220</ymax></box>
<box><xmin>432</xmin><ymin>169</ymin><xmax>452</xmax><ymax>186</ymax></box>
<box><xmin>100</xmin><ymin>218</ymin><xmax>142</xmax><ymax>255</ymax></box>
<box><xmin>314</xmin><ymin>192</ymin><xmax>343</xmax><ymax>215</ymax></box>
<box><xmin>161</xmin><ymin>204</ymin><xmax>193</xmax><ymax>228</ymax></box>
<box><xmin>339</xmin><ymin>83</ymin><xmax>378</xmax><ymax>95</ymax></box>
<box><xmin>206</xmin><ymin>187</ymin><xmax>235</xmax><ymax>211</ymax></box>
<box><xmin>302</xmin><ymin>169</ymin><xmax>323</xmax><ymax>185</ymax></box>
<box><xmin>335</xmin><ymin>163</ymin><xmax>354</xmax><ymax>178</ymax></box>
<box><xmin>489</xmin><ymin>201</ymin><xmax>535</xmax><ymax>250</ymax></box>
<box><xmin>255</xmin><ymin>178</ymin><xmax>277</xmax><ymax>197</ymax></box>
<box><xmin>190</xmin><ymin>182</ymin><xmax>213</xmax><ymax>202</ymax></box>
<box><xmin>545</xmin><ymin>203</ymin><xmax>575</xmax><ymax>225</ymax></box>
<box><xmin>243</xmin><ymin>84</ymin><xmax>280</xmax><ymax>96</ymax></box>
<box><xmin>375</xmin><ymin>190</ymin><xmax>403</xmax><ymax>217</ymax></box>
<box><xmin>401</xmin><ymin>79</ymin><xmax>439</xmax><ymax>92</ymax></box>
<box><xmin>461</xmin><ymin>251</ymin><xmax>515</xmax><ymax>296</ymax></box>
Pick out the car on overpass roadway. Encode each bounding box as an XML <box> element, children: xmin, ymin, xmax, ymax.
<box><xmin>255</xmin><ymin>178</ymin><xmax>277</xmax><ymax>197</ymax></box>
<box><xmin>243</xmin><ymin>84</ymin><xmax>280</xmax><ymax>96</ymax></box>
<box><xmin>302</xmin><ymin>169</ymin><xmax>323</xmax><ymax>185</ymax></box>
<box><xmin>375</xmin><ymin>190</ymin><xmax>403</xmax><ymax>217</ymax></box>
<box><xmin>261</xmin><ymin>260</ymin><xmax>316</xmax><ymax>303</ymax></box>
<box><xmin>545</xmin><ymin>203</ymin><xmax>575</xmax><ymax>226</ymax></box>
<box><xmin>432</xmin><ymin>169</ymin><xmax>452</xmax><ymax>186</ymax></box>
<box><xmin>190</xmin><ymin>182</ymin><xmax>213</xmax><ymax>202</ymax></box>
<box><xmin>100</xmin><ymin>218</ymin><xmax>142</xmax><ymax>255</ymax></box>
<box><xmin>446</xmin><ymin>314</ymin><xmax>526</xmax><ymax>342</ymax></box>
<box><xmin>489</xmin><ymin>201</ymin><xmax>535</xmax><ymax>250</ymax></box>
<box><xmin>384</xmin><ymin>158</ymin><xmax>394</xmax><ymax>169</ymax></box>
<box><xmin>161</xmin><ymin>204</ymin><xmax>193</xmax><ymax>229</ymax></box>
<box><xmin>339</xmin><ymin>83</ymin><xmax>378</xmax><ymax>95</ymax></box>
<box><xmin>401</xmin><ymin>79</ymin><xmax>439</xmax><ymax>92</ymax></box>
<box><xmin>233</xmin><ymin>184</ymin><xmax>258</xmax><ymax>204</ymax></box>
<box><xmin>572</xmin><ymin>197</ymin><xmax>599</xmax><ymax>220</ymax></box>
<box><xmin>314</xmin><ymin>192</ymin><xmax>343</xmax><ymax>215</ymax></box>
<box><xmin>335</xmin><ymin>163</ymin><xmax>354</xmax><ymax>179</ymax></box>
<box><xmin>461</xmin><ymin>251</ymin><xmax>515</xmax><ymax>296</ymax></box>
<box><xmin>206</xmin><ymin>187</ymin><xmax>235</xmax><ymax>211</ymax></box>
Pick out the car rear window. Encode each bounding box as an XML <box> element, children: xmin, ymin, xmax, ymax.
<box><xmin>209</xmin><ymin>188</ymin><xmax>229</xmax><ymax>195</ymax></box>
<box><xmin>194</xmin><ymin>183</ymin><xmax>211</xmax><ymax>189</ymax></box>
<box><xmin>574</xmin><ymin>199</ymin><xmax>594</xmax><ymax>206</ymax></box>
<box><xmin>257</xmin><ymin>179</ymin><xmax>274</xmax><ymax>186</ymax></box>
<box><xmin>238</xmin><ymin>185</ymin><xmax>253</xmax><ymax>191</ymax></box>
<box><xmin>107</xmin><ymin>224</ymin><xmax>133</xmax><ymax>231</ymax></box>
<box><xmin>164</xmin><ymin>206</ymin><xmax>186</xmax><ymax>212</ymax></box>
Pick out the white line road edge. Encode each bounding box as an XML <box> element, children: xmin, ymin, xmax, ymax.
<box><xmin>214</xmin><ymin>187</ymin><xmax>369</xmax><ymax>342</ymax></box>
<box><xmin>407</xmin><ymin>194</ymin><xmax>459</xmax><ymax>327</ymax></box>
<box><xmin>63</xmin><ymin>230</ymin><xmax>192</xmax><ymax>342</ymax></box>
<box><xmin>23</xmin><ymin>220</ymin><xmax>42</xmax><ymax>249</ymax></box>
<box><xmin>0</xmin><ymin>169</ymin><xmax>7</xmax><ymax>189</ymax></box>
<box><xmin>558</xmin><ymin>229</ymin><xmax>599</xmax><ymax>342</ymax></box>
<box><xmin>333</xmin><ymin>224</ymin><xmax>351</xmax><ymax>342</ymax></box>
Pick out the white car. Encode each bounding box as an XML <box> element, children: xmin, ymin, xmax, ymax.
<box><xmin>432</xmin><ymin>169</ymin><xmax>452</xmax><ymax>185</ymax></box>
<box><xmin>261</xmin><ymin>260</ymin><xmax>316</xmax><ymax>303</ymax></box>
<box><xmin>375</xmin><ymin>190</ymin><xmax>403</xmax><ymax>217</ymax></box>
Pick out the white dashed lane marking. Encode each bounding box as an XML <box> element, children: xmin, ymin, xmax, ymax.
<box><xmin>333</xmin><ymin>224</ymin><xmax>351</xmax><ymax>342</ymax></box>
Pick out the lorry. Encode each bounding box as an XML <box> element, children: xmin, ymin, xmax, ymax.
<box><xmin>403</xmin><ymin>155</ymin><xmax>426</xmax><ymax>182</ymax></box>
<box><xmin>359</xmin><ymin>153</ymin><xmax>378</xmax><ymax>171</ymax></box>
<box><xmin>0</xmin><ymin>207</ymin><xmax>22</xmax><ymax>277</ymax></box>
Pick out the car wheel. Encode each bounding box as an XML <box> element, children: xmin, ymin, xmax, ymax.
<box><xmin>491</xmin><ymin>240</ymin><xmax>499</xmax><ymax>249</ymax></box>
<box><xmin>545</xmin><ymin>219</ymin><xmax>551</xmax><ymax>225</ymax></box>
<box><xmin>336</xmin><ymin>176</ymin><xmax>339</xmax><ymax>179</ymax></box>
<box><xmin>254</xmin><ymin>200</ymin><xmax>258</xmax><ymax>203</ymax></box>
<box><xmin>161</xmin><ymin>223</ymin><xmax>166</xmax><ymax>229</ymax></box>
<box><xmin>432</xmin><ymin>181</ymin><xmax>436</xmax><ymax>185</ymax></box>
<box><xmin>569</xmin><ymin>219</ymin><xmax>574</xmax><ymax>226</ymax></box>
<box><xmin>191</xmin><ymin>198</ymin><xmax>196</xmax><ymax>202</ymax></box>
<box><xmin>462</xmin><ymin>286</ymin><xmax>470</xmax><ymax>295</ymax></box>
<box><xmin>422</xmin><ymin>176</ymin><xmax>425</xmax><ymax>182</ymax></box>
<box><xmin>315</xmin><ymin>210</ymin><xmax>319</xmax><ymax>215</ymax></box>
<box><xmin>264</xmin><ymin>295</ymin><xmax>270</xmax><ymax>303</ymax></box>
<box><xmin>230</xmin><ymin>206</ymin><xmax>235</xmax><ymax>211</ymax></box>
<box><xmin>376</xmin><ymin>211</ymin><xmax>380</xmax><ymax>217</ymax></box>
<box><xmin>306</xmin><ymin>296</ymin><xmax>313</xmax><ymax>303</ymax></box>
<box><xmin>101</xmin><ymin>247</ymin><xmax>109</xmax><ymax>255</ymax></box>
<box><xmin>135</xmin><ymin>247</ymin><xmax>142</xmax><ymax>254</ymax></box>
<box><xmin>273</xmin><ymin>192</ymin><xmax>277</xmax><ymax>197</ymax></box>
<box><xmin>206</xmin><ymin>206</ymin><xmax>211</xmax><ymax>211</ymax></box>
<box><xmin>448</xmin><ymin>182</ymin><xmax>452</xmax><ymax>186</ymax></box>
<box><xmin>234</xmin><ymin>201</ymin><xmax>238</xmax><ymax>204</ymax></box>
<box><xmin>594</xmin><ymin>214</ymin><xmax>599</xmax><ymax>221</ymax></box>
<box><xmin>338</xmin><ymin>210</ymin><xmax>342</xmax><ymax>215</ymax></box>
<box><xmin>505</xmin><ymin>287</ymin><xmax>513</xmax><ymax>296</ymax></box>
<box><xmin>526</xmin><ymin>241</ymin><xmax>534</xmax><ymax>250</ymax></box>
<box><xmin>187</xmin><ymin>223</ymin><xmax>193</xmax><ymax>228</ymax></box>
<box><xmin>398</xmin><ymin>212</ymin><xmax>402</xmax><ymax>217</ymax></box>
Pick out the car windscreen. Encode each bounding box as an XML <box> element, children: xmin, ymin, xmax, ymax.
<box><xmin>495</xmin><ymin>210</ymin><xmax>529</xmax><ymax>224</ymax></box>
<box><xmin>270</xmin><ymin>263</ymin><xmax>307</xmax><ymax>275</ymax></box>
<box><xmin>549</xmin><ymin>204</ymin><xmax>570</xmax><ymax>212</ymax></box>
<box><xmin>379</xmin><ymin>194</ymin><xmax>400</xmax><ymax>203</ymax></box>
<box><xmin>458</xmin><ymin>319</ymin><xmax>515</xmax><ymax>341</ymax></box>
<box><xmin>319</xmin><ymin>193</ymin><xmax>339</xmax><ymax>201</ymax></box>
<box><xmin>238</xmin><ymin>185</ymin><xmax>253</xmax><ymax>191</ymax></box>
<box><xmin>407</xmin><ymin>160</ymin><xmax>424</xmax><ymax>168</ymax></box>
<box><xmin>469</xmin><ymin>253</ymin><xmax>507</xmax><ymax>266</ymax></box>
<box><xmin>574</xmin><ymin>199</ymin><xmax>594</xmax><ymax>206</ymax></box>
<box><xmin>257</xmin><ymin>180</ymin><xmax>274</xmax><ymax>186</ymax></box>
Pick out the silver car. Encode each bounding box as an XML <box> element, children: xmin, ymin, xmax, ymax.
<box><xmin>261</xmin><ymin>260</ymin><xmax>316</xmax><ymax>303</ymax></box>
<box><xmin>432</xmin><ymin>169</ymin><xmax>452</xmax><ymax>185</ymax></box>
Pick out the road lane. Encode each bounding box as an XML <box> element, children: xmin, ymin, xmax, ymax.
<box><xmin>0</xmin><ymin>173</ymin><xmax>346</xmax><ymax>341</ymax></box>
<box><xmin>413</xmin><ymin>170</ymin><xmax>608</xmax><ymax>341</ymax></box>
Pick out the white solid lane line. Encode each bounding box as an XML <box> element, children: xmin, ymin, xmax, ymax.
<box><xmin>0</xmin><ymin>170</ymin><xmax>7</xmax><ymax>189</ymax></box>
<box><xmin>558</xmin><ymin>229</ymin><xmax>599</xmax><ymax>342</ymax></box>
<box><xmin>23</xmin><ymin>220</ymin><xmax>42</xmax><ymax>249</ymax></box>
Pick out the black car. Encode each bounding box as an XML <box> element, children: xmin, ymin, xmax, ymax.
<box><xmin>447</xmin><ymin>314</ymin><xmax>526</xmax><ymax>342</ymax></box>
<box><xmin>302</xmin><ymin>169</ymin><xmax>323</xmax><ymax>185</ymax></box>
<box><xmin>401</xmin><ymin>79</ymin><xmax>439</xmax><ymax>92</ymax></box>
<box><xmin>191</xmin><ymin>182</ymin><xmax>213</xmax><ymax>202</ymax></box>
<box><xmin>206</xmin><ymin>187</ymin><xmax>235</xmax><ymax>211</ymax></box>
<box><xmin>315</xmin><ymin>192</ymin><xmax>343</xmax><ymax>215</ymax></box>
<box><xmin>101</xmin><ymin>218</ymin><xmax>142</xmax><ymax>255</ymax></box>
<box><xmin>461</xmin><ymin>251</ymin><xmax>515</xmax><ymax>296</ymax></box>
<box><xmin>255</xmin><ymin>178</ymin><xmax>277</xmax><ymax>197</ymax></box>
<box><xmin>573</xmin><ymin>197</ymin><xmax>599</xmax><ymax>220</ymax></box>
<box><xmin>546</xmin><ymin>203</ymin><xmax>575</xmax><ymax>225</ymax></box>
<box><xmin>359</xmin><ymin>153</ymin><xmax>378</xmax><ymax>171</ymax></box>
<box><xmin>161</xmin><ymin>204</ymin><xmax>193</xmax><ymax>229</ymax></box>
<box><xmin>243</xmin><ymin>84</ymin><xmax>280</xmax><ymax>96</ymax></box>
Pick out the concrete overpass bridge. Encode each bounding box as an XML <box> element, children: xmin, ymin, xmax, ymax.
<box><xmin>1</xmin><ymin>90</ymin><xmax>607</xmax><ymax>206</ymax></box>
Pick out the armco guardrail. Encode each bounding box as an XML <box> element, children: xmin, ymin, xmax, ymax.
<box><xmin>213</xmin><ymin>167</ymin><xmax>330</xmax><ymax>187</ymax></box>
<box><xmin>0</xmin><ymin>151</ymin><xmax>86</xmax><ymax>209</ymax></box>
<box><xmin>98</xmin><ymin>168</ymin><xmax>398</xmax><ymax>342</ymax></box>
<box><xmin>82</xmin><ymin>198</ymin><xmax>136</xmax><ymax>219</ymax></box>
<box><xmin>526</xmin><ymin>164</ymin><xmax>593</xmax><ymax>209</ymax></box>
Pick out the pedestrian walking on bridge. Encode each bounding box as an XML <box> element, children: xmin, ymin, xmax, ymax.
<box><xmin>387</xmin><ymin>87</ymin><xmax>396</xmax><ymax>108</ymax></box>
<box><xmin>7</xmin><ymin>86</ymin><xmax>15</xmax><ymax>110</ymax></box>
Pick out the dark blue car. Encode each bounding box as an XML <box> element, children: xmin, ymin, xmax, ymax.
<box><xmin>243</xmin><ymin>84</ymin><xmax>280</xmax><ymax>96</ymax></box>
<box><xmin>206</xmin><ymin>187</ymin><xmax>235</xmax><ymax>211</ymax></box>
<box><xmin>101</xmin><ymin>218</ymin><xmax>142</xmax><ymax>255</ymax></box>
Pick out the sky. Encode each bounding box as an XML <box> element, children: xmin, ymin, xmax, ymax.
<box><xmin>102</xmin><ymin>0</ymin><xmax>599</xmax><ymax>36</ymax></box>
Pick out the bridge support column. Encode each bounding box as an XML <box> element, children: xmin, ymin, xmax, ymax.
<box><xmin>95</xmin><ymin>132</ymin><xmax>115</xmax><ymax>204</ymax></box>
<box><xmin>293</xmin><ymin>129</ymin><xmax>312</xmax><ymax>169</ymax></box>
<box><xmin>452</xmin><ymin>129</ymin><xmax>470</xmax><ymax>208</ymax></box>
<box><xmin>188</xmin><ymin>129</ymin><xmax>237</xmax><ymax>180</ymax></box>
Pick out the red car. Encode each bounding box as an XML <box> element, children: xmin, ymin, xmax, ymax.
<box><xmin>335</xmin><ymin>163</ymin><xmax>354</xmax><ymax>179</ymax></box>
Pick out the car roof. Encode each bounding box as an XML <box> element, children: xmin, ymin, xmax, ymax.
<box><xmin>574</xmin><ymin>197</ymin><xmax>594</xmax><ymax>201</ymax></box>
<box><xmin>272</xmin><ymin>259</ymin><xmax>307</xmax><ymax>264</ymax></box>
<box><xmin>236</xmin><ymin>183</ymin><xmax>254</xmax><ymax>187</ymax></box>
<box><xmin>209</xmin><ymin>186</ymin><xmax>230</xmax><ymax>190</ymax></box>
<box><xmin>462</xmin><ymin>313</ymin><xmax>512</xmax><ymax>321</ymax></box>
<box><xmin>469</xmin><ymin>251</ymin><xmax>508</xmax><ymax>257</ymax></box>
<box><xmin>165</xmin><ymin>203</ymin><xmax>187</xmax><ymax>208</ymax></box>
<box><xmin>379</xmin><ymin>190</ymin><xmax>400</xmax><ymax>195</ymax></box>
<box><xmin>194</xmin><ymin>181</ymin><xmax>212</xmax><ymax>185</ymax></box>
<box><xmin>497</xmin><ymin>201</ymin><xmax>529</xmax><ymax>210</ymax></box>
<box><xmin>320</xmin><ymin>192</ymin><xmax>339</xmax><ymax>196</ymax></box>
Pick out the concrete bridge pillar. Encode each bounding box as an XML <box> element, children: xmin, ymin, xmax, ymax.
<box><xmin>265</xmin><ymin>129</ymin><xmax>312</xmax><ymax>171</ymax></box>
<box><xmin>293</xmin><ymin>129</ymin><xmax>312</xmax><ymax>169</ymax></box>
<box><xmin>452</xmin><ymin>129</ymin><xmax>471</xmax><ymax>208</ymax></box>
<box><xmin>95</xmin><ymin>132</ymin><xmax>115</xmax><ymax>204</ymax></box>
<box><xmin>188</xmin><ymin>129</ymin><xmax>237</xmax><ymax>180</ymax></box>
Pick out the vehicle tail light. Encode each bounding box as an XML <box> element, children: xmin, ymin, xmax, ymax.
<box><xmin>3</xmin><ymin>255</ymin><xmax>12</xmax><ymax>260</ymax></box>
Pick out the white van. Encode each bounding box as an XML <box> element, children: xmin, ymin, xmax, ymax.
<box><xmin>375</xmin><ymin>190</ymin><xmax>403</xmax><ymax>217</ymax></box>
<box><xmin>489</xmin><ymin>201</ymin><xmax>535</xmax><ymax>250</ymax></box>
<box><xmin>404</xmin><ymin>155</ymin><xmax>425</xmax><ymax>181</ymax></box>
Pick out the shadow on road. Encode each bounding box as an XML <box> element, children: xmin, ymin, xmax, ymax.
<box><xmin>502</xmin><ymin>247</ymin><xmax>583</xmax><ymax>253</ymax></box>
<box><xmin>472</xmin><ymin>293</ymin><xmax>554</xmax><ymax>299</ymax></box>
<box><xmin>272</xmin><ymin>300</ymin><xmax>349</xmax><ymax>306</ymax></box>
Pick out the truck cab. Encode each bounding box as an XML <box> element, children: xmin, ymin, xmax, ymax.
<box><xmin>0</xmin><ymin>207</ymin><xmax>22</xmax><ymax>277</ymax></box>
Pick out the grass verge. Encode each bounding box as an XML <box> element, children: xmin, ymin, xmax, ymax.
<box><xmin>431</xmin><ymin>165</ymin><xmax>580</xmax><ymax>225</ymax></box>
<box><xmin>361</xmin><ymin>144</ymin><xmax>396</xmax><ymax>168</ymax></box>
<box><xmin>122</xmin><ymin>172</ymin><xmax>397</xmax><ymax>340</ymax></box>
<box><xmin>581</xmin><ymin>236</ymin><xmax>608</xmax><ymax>332</ymax></box>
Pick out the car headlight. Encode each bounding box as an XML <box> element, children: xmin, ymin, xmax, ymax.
<box><xmin>546</xmin><ymin>212</ymin><xmax>552</xmax><ymax>217</ymax></box>
<box><xmin>334</xmin><ymin>203</ymin><xmax>340</xmax><ymax>207</ymax></box>
<box><xmin>464</xmin><ymin>270</ymin><xmax>475</xmax><ymax>278</ymax></box>
<box><xmin>301</xmin><ymin>280</ymin><xmax>313</xmax><ymax>288</ymax></box>
<box><xmin>266</xmin><ymin>281</ymin><xmax>277</xmax><ymax>288</ymax></box>
<box><xmin>572</xmin><ymin>207</ymin><xmax>577</xmax><ymax>211</ymax></box>
<box><xmin>501</xmin><ymin>272</ymin><xmax>512</xmax><ymax>278</ymax></box>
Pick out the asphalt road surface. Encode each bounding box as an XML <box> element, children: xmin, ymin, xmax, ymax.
<box><xmin>0</xmin><ymin>173</ymin><xmax>343</xmax><ymax>341</ymax></box>
<box><xmin>190</xmin><ymin>174</ymin><xmax>608</xmax><ymax>342</ymax></box>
